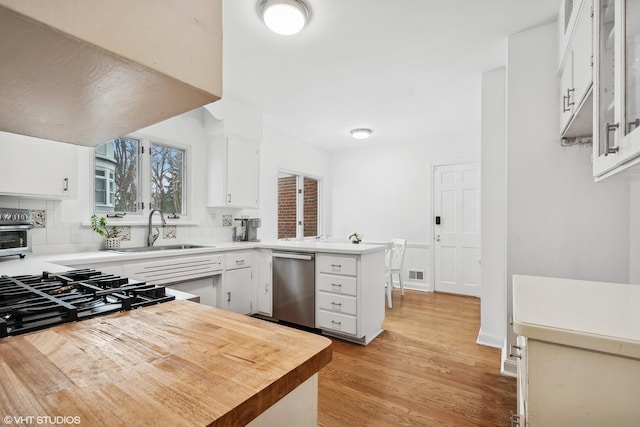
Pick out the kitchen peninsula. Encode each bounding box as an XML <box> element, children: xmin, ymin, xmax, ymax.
<box><xmin>0</xmin><ymin>299</ymin><xmax>332</xmax><ymax>426</ymax></box>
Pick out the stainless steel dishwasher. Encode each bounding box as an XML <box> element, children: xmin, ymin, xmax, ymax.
<box><xmin>272</xmin><ymin>251</ymin><xmax>315</xmax><ymax>328</ymax></box>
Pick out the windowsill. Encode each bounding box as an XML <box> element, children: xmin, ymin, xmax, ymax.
<box><xmin>81</xmin><ymin>220</ymin><xmax>199</xmax><ymax>227</ymax></box>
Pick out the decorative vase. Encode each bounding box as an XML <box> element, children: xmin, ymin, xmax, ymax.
<box><xmin>104</xmin><ymin>237</ymin><xmax>121</xmax><ymax>250</ymax></box>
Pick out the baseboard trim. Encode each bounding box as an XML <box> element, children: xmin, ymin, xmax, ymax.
<box><xmin>476</xmin><ymin>329</ymin><xmax>504</xmax><ymax>349</ymax></box>
<box><xmin>501</xmin><ymin>341</ymin><xmax>517</xmax><ymax>377</ymax></box>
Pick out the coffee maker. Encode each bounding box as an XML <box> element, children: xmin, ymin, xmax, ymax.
<box><xmin>233</xmin><ymin>218</ymin><xmax>261</xmax><ymax>242</ymax></box>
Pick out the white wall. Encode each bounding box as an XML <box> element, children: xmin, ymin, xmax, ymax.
<box><xmin>504</xmin><ymin>22</ymin><xmax>630</xmax><ymax>373</ymax></box>
<box><xmin>479</xmin><ymin>67</ymin><xmax>507</xmax><ymax>349</ymax></box>
<box><xmin>258</xmin><ymin>125</ymin><xmax>333</xmax><ymax>241</ymax></box>
<box><xmin>330</xmin><ymin>125</ymin><xmax>480</xmax><ymax>290</ymax></box>
<box><xmin>631</xmin><ymin>182</ymin><xmax>640</xmax><ymax>284</ymax></box>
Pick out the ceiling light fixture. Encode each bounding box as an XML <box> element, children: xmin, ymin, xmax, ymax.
<box><xmin>350</xmin><ymin>128</ymin><xmax>372</xmax><ymax>139</ymax></box>
<box><xmin>259</xmin><ymin>0</ymin><xmax>310</xmax><ymax>36</ymax></box>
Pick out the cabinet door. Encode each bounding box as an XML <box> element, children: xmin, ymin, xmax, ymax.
<box><xmin>572</xmin><ymin>0</ymin><xmax>594</xmax><ymax>107</ymax></box>
<box><xmin>560</xmin><ymin>58</ymin><xmax>575</xmax><ymax>133</ymax></box>
<box><xmin>226</xmin><ymin>135</ymin><xmax>259</xmax><ymax>208</ymax></box>
<box><xmin>593</xmin><ymin>0</ymin><xmax>620</xmax><ymax>177</ymax></box>
<box><xmin>256</xmin><ymin>249</ymin><xmax>272</xmax><ymax>316</ymax></box>
<box><xmin>169</xmin><ymin>276</ymin><xmax>218</xmax><ymax>307</ymax></box>
<box><xmin>0</xmin><ymin>132</ymin><xmax>77</xmax><ymax>198</ymax></box>
<box><xmin>224</xmin><ymin>268</ymin><xmax>253</xmax><ymax>314</ymax></box>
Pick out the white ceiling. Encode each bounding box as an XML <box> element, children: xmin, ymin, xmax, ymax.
<box><xmin>222</xmin><ymin>0</ymin><xmax>560</xmax><ymax>152</ymax></box>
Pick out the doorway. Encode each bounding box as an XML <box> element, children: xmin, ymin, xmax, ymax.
<box><xmin>433</xmin><ymin>162</ymin><xmax>481</xmax><ymax>296</ymax></box>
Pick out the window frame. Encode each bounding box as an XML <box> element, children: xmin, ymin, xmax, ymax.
<box><xmin>277</xmin><ymin>169</ymin><xmax>323</xmax><ymax>240</ymax></box>
<box><xmin>93</xmin><ymin>133</ymin><xmax>191</xmax><ymax>221</ymax></box>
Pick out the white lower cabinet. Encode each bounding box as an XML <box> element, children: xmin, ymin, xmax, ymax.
<box><xmin>315</xmin><ymin>251</ymin><xmax>385</xmax><ymax>345</ymax></box>
<box><xmin>169</xmin><ymin>276</ymin><xmax>220</xmax><ymax>306</ymax></box>
<box><xmin>515</xmin><ymin>336</ymin><xmax>640</xmax><ymax>426</ymax></box>
<box><xmin>222</xmin><ymin>251</ymin><xmax>254</xmax><ymax>314</ymax></box>
<box><xmin>120</xmin><ymin>254</ymin><xmax>224</xmax><ymax>308</ymax></box>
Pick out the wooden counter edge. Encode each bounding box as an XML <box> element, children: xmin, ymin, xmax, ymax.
<box><xmin>214</xmin><ymin>336</ymin><xmax>332</xmax><ymax>427</ymax></box>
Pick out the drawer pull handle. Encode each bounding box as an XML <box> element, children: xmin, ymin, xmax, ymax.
<box><xmin>331</xmin><ymin>302</ymin><xmax>342</xmax><ymax>307</ymax></box>
<box><xmin>330</xmin><ymin>264</ymin><xmax>342</xmax><ymax>268</ymax></box>
<box><xmin>331</xmin><ymin>320</ymin><xmax>342</xmax><ymax>326</ymax></box>
<box><xmin>331</xmin><ymin>283</ymin><xmax>342</xmax><ymax>288</ymax></box>
<box><xmin>236</xmin><ymin>260</ymin><xmax>244</xmax><ymax>264</ymax></box>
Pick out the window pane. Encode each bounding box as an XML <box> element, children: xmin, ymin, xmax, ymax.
<box><xmin>95</xmin><ymin>174</ymin><xmax>107</xmax><ymax>205</ymax></box>
<box><xmin>303</xmin><ymin>177</ymin><xmax>318</xmax><ymax>237</ymax></box>
<box><xmin>151</xmin><ymin>143</ymin><xmax>185</xmax><ymax>214</ymax></box>
<box><xmin>277</xmin><ymin>174</ymin><xmax>297</xmax><ymax>239</ymax></box>
<box><xmin>95</xmin><ymin>137</ymin><xmax>139</xmax><ymax>213</ymax></box>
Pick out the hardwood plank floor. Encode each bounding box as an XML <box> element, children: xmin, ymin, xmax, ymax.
<box><xmin>318</xmin><ymin>290</ymin><xmax>516</xmax><ymax>427</ymax></box>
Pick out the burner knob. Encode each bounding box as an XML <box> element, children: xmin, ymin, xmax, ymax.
<box><xmin>1</xmin><ymin>213</ymin><xmax>10</xmax><ymax>221</ymax></box>
<box><xmin>12</xmin><ymin>213</ymin><xmax>19</xmax><ymax>221</ymax></box>
<box><xmin>20</xmin><ymin>213</ymin><xmax>28</xmax><ymax>221</ymax></box>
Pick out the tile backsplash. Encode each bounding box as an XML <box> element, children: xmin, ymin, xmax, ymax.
<box><xmin>0</xmin><ymin>196</ymin><xmax>236</xmax><ymax>254</ymax></box>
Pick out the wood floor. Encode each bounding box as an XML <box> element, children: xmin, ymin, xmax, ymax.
<box><xmin>317</xmin><ymin>290</ymin><xmax>516</xmax><ymax>427</ymax></box>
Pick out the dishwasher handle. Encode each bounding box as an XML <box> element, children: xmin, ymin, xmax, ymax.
<box><xmin>272</xmin><ymin>252</ymin><xmax>314</xmax><ymax>261</ymax></box>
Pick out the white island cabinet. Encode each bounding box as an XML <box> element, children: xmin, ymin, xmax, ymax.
<box><xmin>315</xmin><ymin>250</ymin><xmax>386</xmax><ymax>345</ymax></box>
<box><xmin>512</xmin><ymin>275</ymin><xmax>640</xmax><ymax>426</ymax></box>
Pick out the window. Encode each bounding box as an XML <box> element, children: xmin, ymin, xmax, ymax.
<box><xmin>94</xmin><ymin>137</ymin><xmax>187</xmax><ymax>216</ymax></box>
<box><xmin>278</xmin><ymin>172</ymin><xmax>321</xmax><ymax>239</ymax></box>
<box><xmin>150</xmin><ymin>143</ymin><xmax>185</xmax><ymax>214</ymax></box>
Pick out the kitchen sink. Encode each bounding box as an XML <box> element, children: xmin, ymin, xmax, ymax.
<box><xmin>114</xmin><ymin>244</ymin><xmax>210</xmax><ymax>253</ymax></box>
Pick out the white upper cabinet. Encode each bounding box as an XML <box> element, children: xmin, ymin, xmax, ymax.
<box><xmin>593</xmin><ymin>0</ymin><xmax>640</xmax><ymax>180</ymax></box>
<box><xmin>559</xmin><ymin>0</ymin><xmax>594</xmax><ymax>138</ymax></box>
<box><xmin>207</xmin><ymin>134</ymin><xmax>260</xmax><ymax>209</ymax></box>
<box><xmin>0</xmin><ymin>0</ymin><xmax>222</xmax><ymax>146</ymax></box>
<box><xmin>0</xmin><ymin>132</ymin><xmax>77</xmax><ymax>199</ymax></box>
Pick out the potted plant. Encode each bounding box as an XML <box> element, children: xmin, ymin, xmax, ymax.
<box><xmin>91</xmin><ymin>214</ymin><xmax>120</xmax><ymax>249</ymax></box>
<box><xmin>348</xmin><ymin>232</ymin><xmax>362</xmax><ymax>244</ymax></box>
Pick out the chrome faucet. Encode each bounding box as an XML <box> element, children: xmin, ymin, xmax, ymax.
<box><xmin>147</xmin><ymin>209</ymin><xmax>166</xmax><ymax>246</ymax></box>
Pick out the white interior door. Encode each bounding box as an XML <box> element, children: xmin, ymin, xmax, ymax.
<box><xmin>433</xmin><ymin>162</ymin><xmax>480</xmax><ymax>296</ymax></box>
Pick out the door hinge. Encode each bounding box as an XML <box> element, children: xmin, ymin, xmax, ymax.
<box><xmin>591</xmin><ymin>5</ymin><xmax>594</xmax><ymax>18</ymax></box>
<box><xmin>298</xmin><ymin>189</ymin><xmax>302</xmax><ymax>194</ymax></box>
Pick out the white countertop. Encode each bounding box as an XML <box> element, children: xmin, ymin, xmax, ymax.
<box><xmin>513</xmin><ymin>274</ymin><xmax>640</xmax><ymax>359</ymax></box>
<box><xmin>0</xmin><ymin>240</ymin><xmax>387</xmax><ymax>276</ymax></box>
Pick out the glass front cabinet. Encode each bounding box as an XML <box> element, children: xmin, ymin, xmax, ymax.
<box><xmin>593</xmin><ymin>0</ymin><xmax>640</xmax><ymax>180</ymax></box>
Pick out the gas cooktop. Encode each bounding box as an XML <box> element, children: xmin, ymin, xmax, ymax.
<box><xmin>0</xmin><ymin>269</ymin><xmax>175</xmax><ymax>337</ymax></box>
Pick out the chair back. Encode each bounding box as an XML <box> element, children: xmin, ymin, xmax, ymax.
<box><xmin>389</xmin><ymin>238</ymin><xmax>407</xmax><ymax>270</ymax></box>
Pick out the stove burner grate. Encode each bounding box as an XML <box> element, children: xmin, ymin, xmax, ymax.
<box><xmin>0</xmin><ymin>269</ymin><xmax>174</xmax><ymax>337</ymax></box>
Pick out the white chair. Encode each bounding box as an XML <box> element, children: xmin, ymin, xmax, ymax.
<box><xmin>385</xmin><ymin>238</ymin><xmax>407</xmax><ymax>308</ymax></box>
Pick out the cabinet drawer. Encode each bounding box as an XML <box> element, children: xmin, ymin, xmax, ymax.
<box><xmin>317</xmin><ymin>255</ymin><xmax>357</xmax><ymax>276</ymax></box>
<box><xmin>317</xmin><ymin>273</ymin><xmax>357</xmax><ymax>296</ymax></box>
<box><xmin>317</xmin><ymin>310</ymin><xmax>357</xmax><ymax>336</ymax></box>
<box><xmin>318</xmin><ymin>292</ymin><xmax>357</xmax><ymax>315</ymax></box>
<box><xmin>225</xmin><ymin>251</ymin><xmax>254</xmax><ymax>270</ymax></box>
<box><xmin>122</xmin><ymin>255</ymin><xmax>224</xmax><ymax>285</ymax></box>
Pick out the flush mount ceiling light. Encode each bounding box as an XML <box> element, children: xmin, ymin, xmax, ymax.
<box><xmin>350</xmin><ymin>128</ymin><xmax>373</xmax><ymax>139</ymax></box>
<box><xmin>259</xmin><ymin>0</ymin><xmax>310</xmax><ymax>35</ymax></box>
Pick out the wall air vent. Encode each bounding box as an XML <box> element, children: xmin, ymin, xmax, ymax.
<box><xmin>408</xmin><ymin>270</ymin><xmax>425</xmax><ymax>281</ymax></box>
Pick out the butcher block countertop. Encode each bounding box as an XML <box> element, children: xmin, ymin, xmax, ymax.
<box><xmin>0</xmin><ymin>300</ymin><xmax>332</xmax><ymax>426</ymax></box>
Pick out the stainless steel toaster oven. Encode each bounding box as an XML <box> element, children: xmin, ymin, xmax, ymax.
<box><xmin>0</xmin><ymin>208</ymin><xmax>33</xmax><ymax>258</ymax></box>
